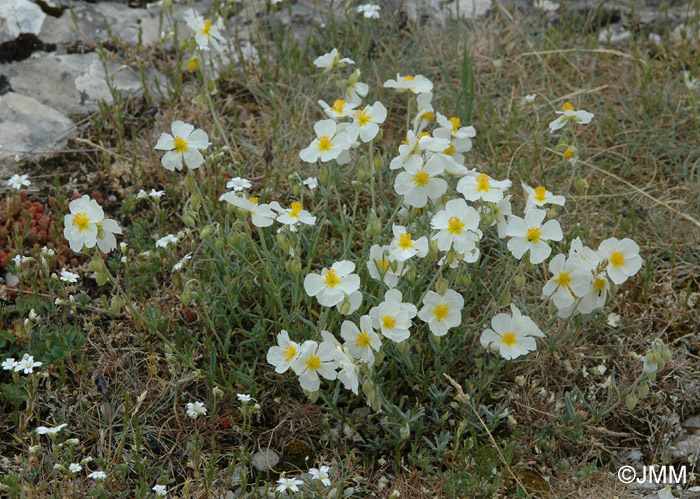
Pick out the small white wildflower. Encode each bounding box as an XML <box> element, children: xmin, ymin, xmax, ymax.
<box><xmin>226</xmin><ymin>177</ymin><xmax>252</xmax><ymax>191</ymax></box>
<box><xmin>149</xmin><ymin>189</ymin><xmax>165</xmax><ymax>199</ymax></box>
<box><xmin>8</xmin><ymin>174</ymin><xmax>31</xmax><ymax>190</ymax></box>
<box><xmin>88</xmin><ymin>471</ymin><xmax>107</xmax><ymax>480</ymax></box>
<box><xmin>152</xmin><ymin>484</ymin><xmax>167</xmax><ymax>497</ymax></box>
<box><xmin>68</xmin><ymin>463</ymin><xmax>82</xmax><ymax>474</ymax></box>
<box><xmin>237</xmin><ymin>393</ymin><xmax>252</xmax><ymax>403</ymax></box>
<box><xmin>309</xmin><ymin>465</ymin><xmax>332</xmax><ymax>486</ymax></box>
<box><xmin>303</xmin><ymin>176</ymin><xmax>318</xmax><ymax>190</ymax></box>
<box><xmin>14</xmin><ymin>353</ymin><xmax>42</xmax><ymax>374</ymax></box>
<box><xmin>60</xmin><ymin>269</ymin><xmax>80</xmax><ymax>283</ymax></box>
<box><xmin>186</xmin><ymin>401</ymin><xmax>207</xmax><ymax>419</ymax></box>
<box><xmin>156</xmin><ymin>234</ymin><xmax>179</xmax><ymax>249</ymax></box>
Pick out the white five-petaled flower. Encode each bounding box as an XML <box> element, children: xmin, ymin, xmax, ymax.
<box><xmin>457</xmin><ymin>172</ymin><xmax>512</xmax><ymax>203</ymax></box>
<box><xmin>276</xmin><ymin>476</ymin><xmax>305</xmax><ymax>494</ymax></box>
<box><xmin>149</xmin><ymin>189</ymin><xmax>165</xmax><ymax>199</ymax></box>
<box><xmin>389</xmin><ymin>130</ymin><xmax>449</xmax><ymax>171</ymax></box>
<box><xmin>548</xmin><ymin>102</ymin><xmax>594</xmax><ymax>132</ymax></box>
<box><xmin>63</xmin><ymin>195</ymin><xmax>103</xmax><ymax>253</ymax></box>
<box><xmin>524</xmin><ymin>94</ymin><xmax>537</xmax><ymax>103</ymax></box>
<box><xmin>88</xmin><ymin>471</ymin><xmax>107</xmax><ymax>480</ymax></box>
<box><xmin>313</xmin><ymin>48</ymin><xmax>354</xmax><ymax>71</ymax></box>
<box><xmin>155</xmin><ymin>234</ymin><xmax>179</xmax><ymax>249</ymax></box>
<box><xmin>383</xmin><ymin>74</ymin><xmax>433</xmax><ymax>94</ymax></box>
<box><xmin>226</xmin><ymin>177</ymin><xmax>252</xmax><ymax>191</ymax></box>
<box><xmin>389</xmin><ymin>225</ymin><xmax>429</xmax><ymax>262</ymax></box>
<box><xmin>418</xmin><ymin>289</ymin><xmax>464</xmax><ymax>337</ymax></box>
<box><xmin>331</xmin><ymin>338</ymin><xmax>360</xmax><ymax>394</ymax></box>
<box><xmin>15</xmin><ymin>353</ymin><xmax>42</xmax><ymax>374</ymax></box>
<box><xmin>154</xmin><ymin>121</ymin><xmax>209</xmax><ymax>171</ymax></box>
<box><xmin>597</xmin><ymin>237</ymin><xmax>643</xmax><ymax>285</ymax></box>
<box><xmin>185</xmin><ymin>14</ymin><xmax>225</xmax><ymax>51</ymax></box>
<box><xmin>237</xmin><ymin>393</ymin><xmax>252</xmax><ymax>403</ymax></box>
<box><xmin>172</xmin><ymin>253</ymin><xmax>192</xmax><ymax>271</ymax></box>
<box><xmin>309</xmin><ymin>465</ymin><xmax>332</xmax><ymax>486</ymax></box>
<box><xmin>435</xmin><ymin>113</ymin><xmax>476</xmax><ymax>141</ymax></box>
<box><xmin>367</xmin><ymin>244</ymin><xmax>404</xmax><ymax>288</ymax></box>
<box><xmin>394</xmin><ymin>155</ymin><xmax>448</xmax><ymax>208</ymax></box>
<box><xmin>522</xmin><ymin>183</ymin><xmax>566</xmax><ymax>211</ymax></box>
<box><xmin>8</xmin><ymin>173</ymin><xmax>30</xmax><ymax>190</ymax></box>
<box><xmin>505</xmin><ymin>208</ymin><xmax>563</xmax><ymax>264</ymax></box>
<box><xmin>290</xmin><ymin>339</ymin><xmax>338</xmax><ymax>392</ymax></box>
<box><xmin>430</xmin><ymin>198</ymin><xmax>482</xmax><ymax>254</ymax></box>
<box><xmin>267</xmin><ymin>330</ymin><xmax>301</xmax><ymax>373</ymax></box>
<box><xmin>356</xmin><ymin>3</ymin><xmax>381</xmax><ymax>19</ymax></box>
<box><xmin>480</xmin><ymin>305</ymin><xmax>545</xmax><ymax>360</ymax></box>
<box><xmin>343</xmin><ymin>70</ymin><xmax>369</xmax><ymax>104</ymax></box>
<box><xmin>137</xmin><ymin>189</ymin><xmax>148</xmax><ymax>199</ymax></box>
<box><xmin>347</xmin><ymin>101</ymin><xmax>387</xmax><ymax>143</ymax></box>
<box><xmin>2</xmin><ymin>358</ymin><xmax>18</xmax><ymax>371</ymax></box>
<box><xmin>481</xmin><ymin>194</ymin><xmax>512</xmax><ymax>239</ymax></box>
<box><xmin>542</xmin><ymin>254</ymin><xmax>592</xmax><ymax>309</ymax></box>
<box><xmin>36</xmin><ymin>423</ymin><xmax>68</xmax><ymax>436</ymax></box>
<box><xmin>568</xmin><ymin>237</ymin><xmax>600</xmax><ymax>272</ymax></box>
<box><xmin>299</xmin><ymin>120</ymin><xmax>350</xmax><ymax>163</ymax></box>
<box><xmin>369</xmin><ymin>289</ymin><xmax>417</xmax><ymax>342</ymax></box>
<box><xmin>68</xmin><ymin>463</ymin><xmax>82</xmax><ymax>474</ymax></box>
<box><xmin>60</xmin><ymin>269</ymin><xmax>79</xmax><ymax>283</ymax></box>
<box><xmin>341</xmin><ymin>316</ymin><xmax>382</xmax><ymax>366</ymax></box>
<box><xmin>271</xmin><ymin>201</ymin><xmax>317</xmax><ymax>231</ymax></box>
<box><xmin>682</xmin><ymin>70</ymin><xmax>699</xmax><ymax>91</ymax></box>
<box><xmin>303</xmin><ymin>176</ymin><xmax>318</xmax><ymax>190</ymax></box>
<box><xmin>152</xmin><ymin>484</ymin><xmax>167</xmax><ymax>497</ymax></box>
<box><xmin>412</xmin><ymin>92</ymin><xmax>435</xmax><ymax>132</ymax></box>
<box><xmin>576</xmin><ymin>271</ymin><xmax>611</xmax><ymax>315</ymax></box>
<box><xmin>304</xmin><ymin>261</ymin><xmax>361</xmax><ymax>307</ymax></box>
<box><xmin>186</xmin><ymin>401</ymin><xmax>207</xmax><ymax>419</ymax></box>
<box><xmin>319</xmin><ymin>98</ymin><xmax>358</xmax><ymax>120</ymax></box>
<box><xmin>220</xmin><ymin>193</ymin><xmax>277</xmax><ymax>228</ymax></box>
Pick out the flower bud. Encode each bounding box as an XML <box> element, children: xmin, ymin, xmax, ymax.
<box><xmin>200</xmin><ymin>224</ymin><xmax>216</xmax><ymax>239</ymax></box>
<box><xmin>405</xmin><ymin>267</ymin><xmax>416</xmax><ymax>281</ymax></box>
<box><xmin>357</xmin><ymin>161</ymin><xmax>371</xmax><ymax>182</ymax></box>
<box><xmin>459</xmin><ymin>272</ymin><xmax>472</xmax><ymax>287</ymax></box>
<box><xmin>399</xmin><ymin>423</ymin><xmax>410</xmax><ymax>440</ymax></box>
<box><xmin>373</xmin><ymin>129</ymin><xmax>384</xmax><ymax>144</ymax></box>
<box><xmin>110</xmin><ymin>296</ymin><xmax>124</xmax><ymax>315</ymax></box>
<box><xmin>428</xmin><ymin>239</ymin><xmax>439</xmax><ymax>260</ymax></box>
<box><xmin>395</xmin><ymin>340</ymin><xmax>410</xmax><ymax>356</ymax></box>
<box><xmin>181</xmin><ymin>292</ymin><xmax>195</xmax><ymax>307</ymax></box>
<box><xmin>190</xmin><ymin>193</ymin><xmax>201</xmax><ymax>211</ymax></box>
<box><xmin>206</xmin><ymin>79</ymin><xmax>217</xmax><ymax>95</ymax></box>
<box><xmin>499</xmin><ymin>290</ymin><xmax>511</xmax><ymax>307</ymax></box>
<box><xmin>303</xmin><ymin>389</ymin><xmax>319</xmax><ymax>403</ymax></box>
<box><xmin>366</xmin><ymin>219</ymin><xmax>382</xmax><ymax>237</ymax></box>
<box><xmin>182</xmin><ymin>213</ymin><xmax>196</xmax><ymax>228</ymax></box>
<box><xmin>514</xmin><ymin>273</ymin><xmax>526</xmax><ymax>290</ymax></box>
<box><xmin>339</xmin><ymin>299</ymin><xmax>351</xmax><ymax>315</ymax></box>
<box><xmin>285</xmin><ymin>259</ymin><xmax>302</xmax><ymax>275</ymax></box>
<box><xmin>638</xmin><ymin>382</ymin><xmax>649</xmax><ymax>399</ymax></box>
<box><xmin>319</xmin><ymin>166</ymin><xmax>330</xmax><ymax>186</ymax></box>
<box><xmin>214</xmin><ymin>237</ymin><xmax>225</xmax><ymax>252</ymax></box>
<box><xmin>291</xmin><ymin>183</ymin><xmax>301</xmax><ymax>197</ymax></box>
<box><xmin>574</xmin><ymin>177</ymin><xmax>588</xmax><ymax>193</ymax></box>
<box><xmin>184</xmin><ymin>172</ymin><xmax>195</xmax><ymax>192</ymax></box>
<box><xmin>435</xmin><ymin>278</ymin><xmax>448</xmax><ymax>296</ymax></box>
<box><xmin>625</xmin><ymin>393</ymin><xmax>638</xmax><ymax>410</ymax></box>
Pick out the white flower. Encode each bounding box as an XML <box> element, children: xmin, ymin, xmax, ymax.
<box><xmin>36</xmin><ymin>423</ymin><xmax>68</xmax><ymax>436</ymax></box>
<box><xmin>299</xmin><ymin>120</ymin><xmax>350</xmax><ymax>163</ymax></box>
<box><xmin>8</xmin><ymin>174</ymin><xmax>30</xmax><ymax>190</ymax></box>
<box><xmin>568</xmin><ymin>237</ymin><xmax>600</xmax><ymax>272</ymax></box>
<box><xmin>220</xmin><ymin>193</ymin><xmax>277</xmax><ymax>228</ymax></box>
<box><xmin>60</xmin><ymin>269</ymin><xmax>79</xmax><ymax>283</ymax></box>
<box><xmin>522</xmin><ymin>183</ymin><xmax>565</xmax><ymax>211</ymax></box>
<box><xmin>152</xmin><ymin>484</ymin><xmax>167</xmax><ymax>497</ymax></box>
<box><xmin>154</xmin><ymin>121</ymin><xmax>209</xmax><ymax>171</ymax></box>
<box><xmin>237</xmin><ymin>393</ymin><xmax>252</xmax><ymax>403</ymax></box>
<box><xmin>186</xmin><ymin>401</ymin><xmax>207</xmax><ymax>419</ymax></box>
<box><xmin>95</xmin><ymin>217</ymin><xmax>122</xmax><ymax>254</ymax></box>
<box><xmin>417</xmin><ymin>289</ymin><xmax>464</xmax><ymax>337</ymax></box>
<box><xmin>267</xmin><ymin>330</ymin><xmax>301</xmax><ymax>373</ymax></box>
<box><xmin>156</xmin><ymin>234</ymin><xmax>178</xmax><ymax>249</ymax></box>
<box><xmin>369</xmin><ymin>289</ymin><xmax>417</xmax><ymax>342</ymax></box>
<box><xmin>337</xmin><ymin>289</ymin><xmax>363</xmax><ymax>315</ymax></box>
<box><xmin>63</xmin><ymin>195</ymin><xmax>104</xmax><ymax>253</ymax></box>
<box><xmin>505</xmin><ymin>209</ymin><xmax>563</xmax><ymax>264</ymax></box>
<box><xmin>137</xmin><ymin>189</ymin><xmax>148</xmax><ymax>199</ymax></box>
<box><xmin>389</xmin><ymin>225</ymin><xmax>429</xmax><ymax>262</ymax></box>
<box><xmin>394</xmin><ymin>155</ymin><xmax>447</xmax><ymax>208</ymax></box>
<box><xmin>272</xmin><ymin>201</ymin><xmax>317</xmax><ymax>231</ymax></box>
<box><xmin>149</xmin><ymin>189</ymin><xmax>165</xmax><ymax>199</ymax></box>
<box><xmin>412</xmin><ymin>92</ymin><xmax>435</xmax><ymax>132</ymax></box>
<box><xmin>389</xmin><ymin>131</ymin><xmax>449</xmax><ymax>171</ymax></box>
<box><xmin>542</xmin><ymin>254</ymin><xmax>592</xmax><ymax>309</ymax></box>
<box><xmin>15</xmin><ymin>353</ymin><xmax>42</xmax><ymax>374</ymax></box>
<box><xmin>597</xmin><ymin>237</ymin><xmax>643</xmax><ymax>285</ymax></box>
<box><xmin>313</xmin><ymin>48</ymin><xmax>354</xmax><ymax>71</ymax></box>
<box><xmin>434</xmin><ymin>114</ymin><xmax>476</xmax><ymax>141</ymax></box>
<box><xmin>185</xmin><ymin>15</ymin><xmax>225</xmax><ymax>51</ymax></box>
<box><xmin>318</xmin><ymin>98</ymin><xmax>358</xmax><ymax>120</ymax></box>
<box><xmin>457</xmin><ymin>172</ymin><xmax>512</xmax><ymax>203</ymax></box>
<box><xmin>332</xmin><ymin>341</ymin><xmax>360</xmax><ymax>394</ymax></box>
<box><xmin>383</xmin><ymin>74</ymin><xmax>433</xmax><ymax>94</ymax></box>
<box><xmin>341</xmin><ymin>316</ymin><xmax>381</xmax><ymax>366</ymax></box>
<box><xmin>342</xmin><ymin>70</ymin><xmax>369</xmax><ymax>104</ymax></box>
<box><xmin>430</xmin><ymin>198</ymin><xmax>482</xmax><ymax>254</ymax></box>
<box><xmin>534</xmin><ymin>0</ymin><xmax>559</xmax><ymax>12</ymax></box>
<box><xmin>275</xmin><ymin>476</ymin><xmax>304</xmax><ymax>494</ymax></box>
<box><xmin>172</xmin><ymin>253</ymin><xmax>192</xmax><ymax>271</ymax></box>
<box><xmin>28</xmin><ymin>309</ymin><xmax>39</xmax><ymax>322</ymax></box>
<box><xmin>577</xmin><ymin>272</ymin><xmax>611</xmax><ymax>314</ymax></box>
<box><xmin>367</xmin><ymin>244</ymin><xmax>404</xmax><ymax>288</ymax></box>
<box><xmin>524</xmin><ymin>94</ymin><xmax>537</xmax><ymax>103</ymax></box>
<box><xmin>226</xmin><ymin>177</ymin><xmax>252</xmax><ymax>191</ymax></box>
<box><xmin>481</xmin><ymin>195</ymin><xmax>512</xmax><ymax>239</ymax></box>
<box><xmin>356</xmin><ymin>3</ymin><xmax>381</xmax><ymax>19</ymax></box>
<box><xmin>347</xmin><ymin>101</ymin><xmax>387</xmax><ymax>143</ymax></box>
<box><xmin>290</xmin><ymin>340</ymin><xmax>338</xmax><ymax>392</ymax></box>
<box><xmin>88</xmin><ymin>471</ymin><xmax>107</xmax><ymax>480</ymax></box>
<box><xmin>304</xmin><ymin>261</ymin><xmax>360</xmax><ymax>307</ymax></box>
<box><xmin>683</xmin><ymin>70</ymin><xmax>700</xmax><ymax>91</ymax></box>
<box><xmin>303</xmin><ymin>176</ymin><xmax>318</xmax><ymax>190</ymax></box>
<box><xmin>309</xmin><ymin>465</ymin><xmax>332</xmax><ymax>486</ymax></box>
<box><xmin>2</xmin><ymin>358</ymin><xmax>18</xmax><ymax>371</ymax></box>
<box><xmin>548</xmin><ymin>102</ymin><xmax>594</xmax><ymax>132</ymax></box>
<box><xmin>480</xmin><ymin>305</ymin><xmax>545</xmax><ymax>360</ymax></box>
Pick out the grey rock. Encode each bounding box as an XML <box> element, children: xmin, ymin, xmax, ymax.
<box><xmin>0</xmin><ymin>92</ymin><xmax>76</xmax><ymax>169</ymax></box>
<box><xmin>671</xmin><ymin>428</ymin><xmax>700</xmax><ymax>459</ymax></box>
<box><xmin>682</xmin><ymin>415</ymin><xmax>700</xmax><ymax>429</ymax></box>
<box><xmin>403</xmin><ymin>0</ymin><xmax>492</xmax><ymax>23</ymax></box>
<box><xmin>5</xmin><ymin>52</ymin><xmax>159</xmax><ymax>116</ymax></box>
<box><xmin>0</xmin><ymin>0</ymin><xmax>46</xmax><ymax>44</ymax></box>
<box><xmin>250</xmin><ymin>448</ymin><xmax>279</xmax><ymax>471</ymax></box>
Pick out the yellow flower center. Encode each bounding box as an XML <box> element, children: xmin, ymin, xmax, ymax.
<box><xmin>442</xmin><ymin>144</ymin><xmax>455</xmax><ymax>156</ymax></box>
<box><xmin>324</xmin><ymin>269</ymin><xmax>341</xmax><ymax>288</ymax></box>
<box><xmin>476</xmin><ymin>173</ymin><xmax>490</xmax><ymax>192</ymax></box>
<box><xmin>610</xmin><ymin>251</ymin><xmax>625</xmax><ymax>268</ymax></box>
<box><xmin>534</xmin><ymin>186</ymin><xmax>547</xmax><ymax>203</ymax></box>
<box><xmin>413</xmin><ymin>171</ymin><xmax>430</xmax><ymax>187</ymax></box>
<box><xmin>173</xmin><ymin>136</ymin><xmax>189</xmax><ymax>154</ymax></box>
<box><xmin>382</xmin><ymin>315</ymin><xmax>397</xmax><ymax>329</ymax></box>
<box><xmin>356</xmin><ymin>331</ymin><xmax>372</xmax><ymax>348</ymax></box>
<box><xmin>375</xmin><ymin>259</ymin><xmax>390</xmax><ymax>273</ymax></box>
<box><xmin>555</xmin><ymin>272</ymin><xmax>571</xmax><ymax>287</ymax></box>
<box><xmin>448</xmin><ymin>216</ymin><xmax>465</xmax><ymax>235</ymax></box>
<box><xmin>422</xmin><ymin>111</ymin><xmax>435</xmax><ymax>122</ymax></box>
<box><xmin>593</xmin><ymin>277</ymin><xmax>607</xmax><ymax>292</ymax></box>
<box><xmin>318</xmin><ymin>135</ymin><xmax>332</xmax><ymax>152</ymax></box>
<box><xmin>72</xmin><ymin>212</ymin><xmax>90</xmax><ymax>231</ymax></box>
<box><xmin>248</xmin><ymin>196</ymin><xmax>259</xmax><ymax>204</ymax></box>
<box><xmin>563</xmin><ymin>148</ymin><xmax>574</xmax><ymax>160</ymax></box>
<box><xmin>449</xmin><ymin>117</ymin><xmax>461</xmax><ymax>133</ymax></box>
<box><xmin>402</xmin><ymin>75</ymin><xmax>415</xmax><ymax>81</ymax></box>
<box><xmin>331</xmin><ymin>99</ymin><xmax>346</xmax><ymax>114</ymax></box>
<box><xmin>562</xmin><ymin>102</ymin><xmax>575</xmax><ymax>112</ymax></box>
<box><xmin>433</xmin><ymin>304</ymin><xmax>449</xmax><ymax>321</ymax></box>
<box><xmin>418</xmin><ymin>132</ymin><xmax>431</xmax><ymax>140</ymax></box>
<box><xmin>201</xmin><ymin>19</ymin><xmax>212</xmax><ymax>36</ymax></box>
<box><xmin>355</xmin><ymin>109</ymin><xmax>371</xmax><ymax>126</ymax></box>
<box><xmin>401</xmin><ymin>139</ymin><xmax>410</xmax><ymax>146</ymax></box>
<box><xmin>289</xmin><ymin>202</ymin><xmax>303</xmax><ymax>218</ymax></box>
<box><xmin>283</xmin><ymin>345</ymin><xmax>297</xmax><ymax>362</ymax></box>
<box><xmin>186</xmin><ymin>58</ymin><xmax>198</xmax><ymax>72</ymax></box>
<box><xmin>501</xmin><ymin>332</ymin><xmax>517</xmax><ymax>347</ymax></box>
<box><xmin>397</xmin><ymin>232</ymin><xmax>413</xmax><ymax>250</ymax></box>
<box><xmin>526</xmin><ymin>227</ymin><xmax>542</xmax><ymax>243</ymax></box>
<box><xmin>305</xmin><ymin>354</ymin><xmax>321</xmax><ymax>371</ymax></box>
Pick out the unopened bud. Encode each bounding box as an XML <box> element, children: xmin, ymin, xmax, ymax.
<box><xmin>339</xmin><ymin>299</ymin><xmax>351</xmax><ymax>315</ymax></box>
<box><xmin>200</xmin><ymin>224</ymin><xmax>216</xmax><ymax>239</ymax></box>
<box><xmin>499</xmin><ymin>290</ymin><xmax>511</xmax><ymax>306</ymax></box>
<box><xmin>319</xmin><ymin>166</ymin><xmax>329</xmax><ymax>186</ymax></box>
<box><xmin>625</xmin><ymin>393</ymin><xmax>638</xmax><ymax>410</ymax></box>
<box><xmin>357</xmin><ymin>161</ymin><xmax>371</xmax><ymax>182</ymax></box>
<box><xmin>291</xmin><ymin>183</ymin><xmax>301</xmax><ymax>196</ymax></box>
<box><xmin>367</xmin><ymin>219</ymin><xmax>382</xmax><ymax>237</ymax></box>
<box><xmin>405</xmin><ymin>267</ymin><xmax>416</xmax><ymax>281</ymax></box>
<box><xmin>435</xmin><ymin>278</ymin><xmax>448</xmax><ymax>296</ymax></box>
<box><xmin>182</xmin><ymin>213</ymin><xmax>196</xmax><ymax>227</ymax></box>
<box><xmin>373</xmin><ymin>129</ymin><xmax>384</xmax><ymax>143</ymax></box>
<box><xmin>459</xmin><ymin>272</ymin><xmax>472</xmax><ymax>287</ymax></box>
<box><xmin>514</xmin><ymin>273</ymin><xmax>526</xmax><ymax>290</ymax></box>
<box><xmin>206</xmin><ymin>79</ymin><xmax>217</xmax><ymax>95</ymax></box>
<box><xmin>184</xmin><ymin>172</ymin><xmax>195</xmax><ymax>191</ymax></box>
<box><xmin>214</xmin><ymin>237</ymin><xmax>225</xmax><ymax>252</ymax></box>
<box><xmin>285</xmin><ymin>259</ymin><xmax>302</xmax><ymax>275</ymax></box>
<box><xmin>181</xmin><ymin>292</ymin><xmax>195</xmax><ymax>307</ymax></box>
<box><xmin>428</xmin><ymin>239</ymin><xmax>439</xmax><ymax>260</ymax></box>
<box><xmin>303</xmin><ymin>389</ymin><xmax>319</xmax><ymax>403</ymax></box>
<box><xmin>395</xmin><ymin>340</ymin><xmax>410</xmax><ymax>356</ymax></box>
<box><xmin>110</xmin><ymin>295</ymin><xmax>124</xmax><ymax>315</ymax></box>
<box><xmin>190</xmin><ymin>193</ymin><xmax>201</xmax><ymax>211</ymax></box>
<box><xmin>574</xmin><ymin>177</ymin><xmax>588</xmax><ymax>193</ymax></box>
<box><xmin>638</xmin><ymin>382</ymin><xmax>649</xmax><ymax>399</ymax></box>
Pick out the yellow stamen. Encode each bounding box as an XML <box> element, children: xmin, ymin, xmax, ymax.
<box><xmin>448</xmin><ymin>216</ymin><xmax>465</xmax><ymax>235</ymax></box>
<box><xmin>562</xmin><ymin>102</ymin><xmax>575</xmax><ymax>112</ymax></box>
<box><xmin>534</xmin><ymin>186</ymin><xmax>547</xmax><ymax>203</ymax></box>
<box><xmin>563</xmin><ymin>148</ymin><xmax>574</xmax><ymax>160</ymax></box>
<box><xmin>72</xmin><ymin>212</ymin><xmax>90</xmax><ymax>232</ymax></box>
<box><xmin>397</xmin><ymin>232</ymin><xmax>413</xmax><ymax>250</ymax></box>
<box><xmin>382</xmin><ymin>315</ymin><xmax>397</xmax><ymax>329</ymax></box>
<box><xmin>449</xmin><ymin>117</ymin><xmax>461</xmax><ymax>133</ymax></box>
<box><xmin>526</xmin><ymin>227</ymin><xmax>542</xmax><ymax>243</ymax></box>
<box><xmin>331</xmin><ymin>99</ymin><xmax>346</xmax><ymax>114</ymax></box>
<box><xmin>401</xmin><ymin>139</ymin><xmax>410</xmax><ymax>146</ymax></box>
<box><xmin>418</xmin><ymin>132</ymin><xmax>431</xmax><ymax>140</ymax></box>
<box><xmin>305</xmin><ymin>355</ymin><xmax>321</xmax><ymax>371</ymax></box>
<box><xmin>356</xmin><ymin>332</ymin><xmax>372</xmax><ymax>348</ymax></box>
<box><xmin>201</xmin><ymin>19</ymin><xmax>212</xmax><ymax>36</ymax></box>
<box><xmin>413</xmin><ymin>171</ymin><xmax>430</xmax><ymax>187</ymax></box>
<box><xmin>186</xmin><ymin>58</ymin><xmax>198</xmax><ymax>72</ymax></box>
<box><xmin>248</xmin><ymin>196</ymin><xmax>259</xmax><ymax>204</ymax></box>
<box><xmin>324</xmin><ymin>269</ymin><xmax>341</xmax><ymax>288</ymax></box>
<box><xmin>289</xmin><ymin>202</ymin><xmax>303</xmax><ymax>219</ymax></box>
<box><xmin>610</xmin><ymin>251</ymin><xmax>625</xmax><ymax>268</ymax></box>
<box><xmin>593</xmin><ymin>277</ymin><xmax>607</xmax><ymax>292</ymax></box>
<box><xmin>555</xmin><ymin>272</ymin><xmax>571</xmax><ymax>287</ymax></box>
<box><xmin>402</xmin><ymin>75</ymin><xmax>415</xmax><ymax>81</ymax></box>
<box><xmin>318</xmin><ymin>135</ymin><xmax>332</xmax><ymax>151</ymax></box>
<box><xmin>422</xmin><ymin>111</ymin><xmax>435</xmax><ymax>122</ymax></box>
<box><xmin>476</xmin><ymin>173</ymin><xmax>490</xmax><ymax>192</ymax></box>
<box><xmin>375</xmin><ymin>259</ymin><xmax>390</xmax><ymax>273</ymax></box>
<box><xmin>433</xmin><ymin>304</ymin><xmax>449</xmax><ymax>321</ymax></box>
<box><xmin>283</xmin><ymin>345</ymin><xmax>297</xmax><ymax>362</ymax></box>
<box><xmin>355</xmin><ymin>109</ymin><xmax>371</xmax><ymax>126</ymax></box>
<box><xmin>173</xmin><ymin>136</ymin><xmax>188</xmax><ymax>154</ymax></box>
<box><xmin>442</xmin><ymin>144</ymin><xmax>455</xmax><ymax>156</ymax></box>
<box><xmin>501</xmin><ymin>332</ymin><xmax>517</xmax><ymax>347</ymax></box>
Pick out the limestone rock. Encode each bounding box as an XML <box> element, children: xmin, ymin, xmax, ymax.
<box><xmin>0</xmin><ymin>0</ymin><xmax>46</xmax><ymax>44</ymax></box>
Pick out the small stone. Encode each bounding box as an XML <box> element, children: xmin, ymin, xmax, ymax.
<box><xmin>682</xmin><ymin>415</ymin><xmax>700</xmax><ymax>429</ymax></box>
<box><xmin>0</xmin><ymin>0</ymin><xmax>46</xmax><ymax>44</ymax></box>
<box><xmin>251</xmin><ymin>449</ymin><xmax>279</xmax><ymax>471</ymax></box>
